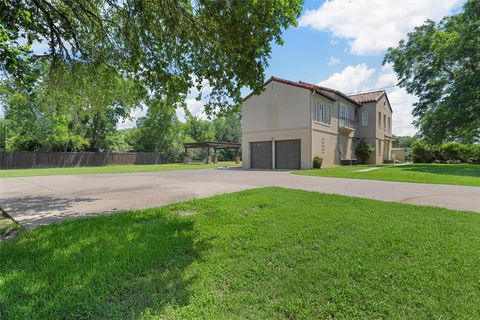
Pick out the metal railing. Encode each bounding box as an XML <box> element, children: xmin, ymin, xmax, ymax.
<box><xmin>339</xmin><ymin>117</ymin><xmax>357</xmax><ymax>129</ymax></box>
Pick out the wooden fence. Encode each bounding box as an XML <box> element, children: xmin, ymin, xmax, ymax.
<box><xmin>0</xmin><ymin>151</ymin><xmax>166</xmax><ymax>169</ymax></box>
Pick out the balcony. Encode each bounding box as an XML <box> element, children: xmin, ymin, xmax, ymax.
<box><xmin>339</xmin><ymin>117</ymin><xmax>356</xmax><ymax>133</ymax></box>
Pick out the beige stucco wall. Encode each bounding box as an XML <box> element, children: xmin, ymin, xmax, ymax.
<box><xmin>242</xmin><ymin>129</ymin><xmax>312</xmax><ymax>169</ymax></box>
<box><xmin>353</xmin><ymin>95</ymin><xmax>393</xmax><ymax>164</ymax></box>
<box><xmin>392</xmin><ymin>148</ymin><xmax>406</xmax><ymax>162</ymax></box>
<box><xmin>311</xmin><ymin>129</ymin><xmax>338</xmax><ymax>167</ymax></box>
<box><xmin>242</xmin><ymin>80</ymin><xmax>312</xmax><ymax>169</ymax></box>
<box><xmin>310</xmin><ymin>95</ymin><xmax>358</xmax><ymax>166</ymax></box>
<box><xmin>242</xmin><ymin>79</ymin><xmax>394</xmax><ymax>168</ymax></box>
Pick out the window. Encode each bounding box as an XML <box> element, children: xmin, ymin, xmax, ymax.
<box><xmin>383</xmin><ymin>114</ymin><xmax>386</xmax><ymax>129</ymax></box>
<box><xmin>388</xmin><ymin>117</ymin><xmax>391</xmax><ymax>131</ymax></box>
<box><xmin>378</xmin><ymin>140</ymin><xmax>382</xmax><ymax>155</ymax></box>
<box><xmin>340</xmin><ymin>104</ymin><xmax>348</xmax><ymax>120</ymax></box>
<box><xmin>313</xmin><ymin>100</ymin><xmax>330</xmax><ymax>124</ymax></box>
<box><xmin>378</xmin><ymin>112</ymin><xmax>382</xmax><ymax>127</ymax></box>
<box><xmin>362</xmin><ymin>111</ymin><xmax>368</xmax><ymax>126</ymax></box>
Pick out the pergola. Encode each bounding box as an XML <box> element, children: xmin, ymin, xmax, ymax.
<box><xmin>183</xmin><ymin>141</ymin><xmax>241</xmax><ymax>164</ymax></box>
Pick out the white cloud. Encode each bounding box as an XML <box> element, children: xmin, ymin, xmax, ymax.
<box><xmin>117</xmin><ymin>107</ymin><xmax>147</xmax><ymax>129</ymax></box>
<box><xmin>327</xmin><ymin>56</ymin><xmax>341</xmax><ymax>66</ymax></box>
<box><xmin>319</xmin><ymin>63</ymin><xmax>375</xmax><ymax>93</ymax></box>
<box><xmin>319</xmin><ymin>63</ymin><xmax>417</xmax><ymax>136</ymax></box>
<box><xmin>299</xmin><ymin>0</ymin><xmax>462</xmax><ymax>55</ymax></box>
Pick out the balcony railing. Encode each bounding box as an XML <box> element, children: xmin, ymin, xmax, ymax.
<box><xmin>339</xmin><ymin>117</ymin><xmax>357</xmax><ymax>130</ymax></box>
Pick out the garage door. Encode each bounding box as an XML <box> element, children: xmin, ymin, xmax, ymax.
<box><xmin>250</xmin><ymin>141</ymin><xmax>272</xmax><ymax>169</ymax></box>
<box><xmin>275</xmin><ymin>139</ymin><xmax>301</xmax><ymax>169</ymax></box>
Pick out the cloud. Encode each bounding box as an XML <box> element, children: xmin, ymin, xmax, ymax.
<box><xmin>299</xmin><ymin>0</ymin><xmax>462</xmax><ymax>55</ymax></box>
<box><xmin>319</xmin><ymin>63</ymin><xmax>417</xmax><ymax>136</ymax></box>
<box><xmin>327</xmin><ymin>56</ymin><xmax>341</xmax><ymax>66</ymax></box>
<box><xmin>319</xmin><ymin>63</ymin><xmax>375</xmax><ymax>93</ymax></box>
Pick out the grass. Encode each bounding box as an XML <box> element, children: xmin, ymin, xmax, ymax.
<box><xmin>293</xmin><ymin>163</ymin><xmax>480</xmax><ymax>186</ymax></box>
<box><xmin>1</xmin><ymin>187</ymin><xmax>479</xmax><ymax>319</ymax></box>
<box><xmin>0</xmin><ymin>161</ymin><xmax>238</xmax><ymax>179</ymax></box>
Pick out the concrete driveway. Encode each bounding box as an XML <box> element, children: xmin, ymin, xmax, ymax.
<box><xmin>1</xmin><ymin>168</ymin><xmax>479</xmax><ymax>227</ymax></box>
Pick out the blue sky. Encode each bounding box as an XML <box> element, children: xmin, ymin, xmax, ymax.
<box><xmin>232</xmin><ymin>0</ymin><xmax>465</xmax><ymax>136</ymax></box>
<box><xmin>3</xmin><ymin>0</ymin><xmax>464</xmax><ymax>136</ymax></box>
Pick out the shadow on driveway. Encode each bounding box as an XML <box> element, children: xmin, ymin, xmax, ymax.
<box><xmin>0</xmin><ymin>195</ymin><xmax>97</xmax><ymax>228</ymax></box>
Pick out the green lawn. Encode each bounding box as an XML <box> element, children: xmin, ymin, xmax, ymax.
<box><xmin>0</xmin><ymin>162</ymin><xmax>238</xmax><ymax>178</ymax></box>
<box><xmin>1</xmin><ymin>188</ymin><xmax>479</xmax><ymax>319</ymax></box>
<box><xmin>293</xmin><ymin>163</ymin><xmax>480</xmax><ymax>186</ymax></box>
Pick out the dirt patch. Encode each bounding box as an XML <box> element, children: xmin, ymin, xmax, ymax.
<box><xmin>175</xmin><ymin>209</ymin><xmax>198</xmax><ymax>217</ymax></box>
<box><xmin>0</xmin><ymin>207</ymin><xmax>22</xmax><ymax>240</ymax></box>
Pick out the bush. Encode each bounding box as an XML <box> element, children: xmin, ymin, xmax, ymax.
<box><xmin>411</xmin><ymin>140</ymin><xmax>435</xmax><ymax>163</ymax></box>
<box><xmin>411</xmin><ymin>140</ymin><xmax>480</xmax><ymax>164</ymax></box>
<box><xmin>355</xmin><ymin>141</ymin><xmax>375</xmax><ymax>164</ymax></box>
<box><xmin>313</xmin><ymin>156</ymin><xmax>323</xmax><ymax>169</ymax></box>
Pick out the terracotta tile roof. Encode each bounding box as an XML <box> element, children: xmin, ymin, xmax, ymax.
<box><xmin>348</xmin><ymin>90</ymin><xmax>385</xmax><ymax>103</ymax></box>
<box><xmin>243</xmin><ymin>76</ymin><xmax>361</xmax><ymax>106</ymax></box>
<box><xmin>298</xmin><ymin>80</ymin><xmax>361</xmax><ymax>106</ymax></box>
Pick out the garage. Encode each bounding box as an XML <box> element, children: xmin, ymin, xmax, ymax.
<box><xmin>250</xmin><ymin>141</ymin><xmax>272</xmax><ymax>169</ymax></box>
<box><xmin>275</xmin><ymin>139</ymin><xmax>301</xmax><ymax>169</ymax></box>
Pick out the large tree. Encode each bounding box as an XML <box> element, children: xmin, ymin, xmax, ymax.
<box><xmin>1</xmin><ymin>0</ymin><xmax>302</xmax><ymax>113</ymax></box>
<box><xmin>0</xmin><ymin>61</ymin><xmax>144</xmax><ymax>151</ymax></box>
<box><xmin>384</xmin><ymin>0</ymin><xmax>480</xmax><ymax>143</ymax></box>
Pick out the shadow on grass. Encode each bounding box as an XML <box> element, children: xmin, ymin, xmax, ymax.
<box><xmin>0</xmin><ymin>209</ymin><xmax>209</xmax><ymax>319</ymax></box>
<box><xmin>398</xmin><ymin>164</ymin><xmax>480</xmax><ymax>178</ymax></box>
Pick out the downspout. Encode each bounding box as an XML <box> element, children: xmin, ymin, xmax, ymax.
<box><xmin>310</xmin><ymin>90</ymin><xmax>315</xmax><ymax>169</ymax></box>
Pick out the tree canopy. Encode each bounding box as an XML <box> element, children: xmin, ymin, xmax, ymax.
<box><xmin>384</xmin><ymin>0</ymin><xmax>480</xmax><ymax>143</ymax></box>
<box><xmin>1</xmin><ymin>0</ymin><xmax>302</xmax><ymax>112</ymax></box>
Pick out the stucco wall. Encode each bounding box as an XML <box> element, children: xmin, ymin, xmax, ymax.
<box><xmin>242</xmin><ymin>80</ymin><xmax>312</xmax><ymax>169</ymax></box>
<box><xmin>311</xmin><ymin>129</ymin><xmax>338</xmax><ymax>167</ymax></box>
<box><xmin>242</xmin><ymin>81</ymin><xmax>311</xmax><ymax>134</ymax></box>
<box><xmin>353</xmin><ymin>95</ymin><xmax>393</xmax><ymax>164</ymax></box>
<box><xmin>392</xmin><ymin>148</ymin><xmax>406</xmax><ymax>162</ymax></box>
<box><xmin>242</xmin><ymin>129</ymin><xmax>312</xmax><ymax>169</ymax></box>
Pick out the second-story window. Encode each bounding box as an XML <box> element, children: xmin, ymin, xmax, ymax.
<box><xmin>378</xmin><ymin>111</ymin><xmax>382</xmax><ymax>128</ymax></box>
<box><xmin>383</xmin><ymin>114</ymin><xmax>386</xmax><ymax>129</ymax></box>
<box><xmin>340</xmin><ymin>104</ymin><xmax>348</xmax><ymax>120</ymax></box>
<box><xmin>388</xmin><ymin>117</ymin><xmax>391</xmax><ymax>131</ymax></box>
<box><xmin>313</xmin><ymin>101</ymin><xmax>330</xmax><ymax>124</ymax></box>
<box><xmin>362</xmin><ymin>111</ymin><xmax>368</xmax><ymax>126</ymax></box>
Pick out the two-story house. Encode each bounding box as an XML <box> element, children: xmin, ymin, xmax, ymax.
<box><xmin>242</xmin><ymin>76</ymin><xmax>393</xmax><ymax>169</ymax></box>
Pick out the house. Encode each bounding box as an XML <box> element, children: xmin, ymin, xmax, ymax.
<box><xmin>241</xmin><ymin>76</ymin><xmax>393</xmax><ymax>169</ymax></box>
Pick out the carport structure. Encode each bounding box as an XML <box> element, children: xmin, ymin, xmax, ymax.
<box><xmin>183</xmin><ymin>141</ymin><xmax>241</xmax><ymax>164</ymax></box>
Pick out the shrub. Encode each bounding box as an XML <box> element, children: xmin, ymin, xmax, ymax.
<box><xmin>313</xmin><ymin>156</ymin><xmax>323</xmax><ymax>169</ymax></box>
<box><xmin>411</xmin><ymin>140</ymin><xmax>480</xmax><ymax>164</ymax></box>
<box><xmin>355</xmin><ymin>141</ymin><xmax>375</xmax><ymax>164</ymax></box>
<box><xmin>411</xmin><ymin>140</ymin><xmax>435</xmax><ymax>163</ymax></box>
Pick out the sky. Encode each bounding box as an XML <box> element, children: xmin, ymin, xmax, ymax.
<box><xmin>134</xmin><ymin>0</ymin><xmax>462</xmax><ymax>136</ymax></box>
<box><xmin>4</xmin><ymin>0</ymin><xmax>464</xmax><ymax>136</ymax></box>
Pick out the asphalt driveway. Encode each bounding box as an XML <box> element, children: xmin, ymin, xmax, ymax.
<box><xmin>1</xmin><ymin>168</ymin><xmax>479</xmax><ymax>227</ymax></box>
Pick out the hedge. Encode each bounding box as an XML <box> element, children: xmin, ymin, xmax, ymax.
<box><xmin>411</xmin><ymin>141</ymin><xmax>480</xmax><ymax>163</ymax></box>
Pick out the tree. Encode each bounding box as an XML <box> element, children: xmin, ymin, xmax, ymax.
<box><xmin>355</xmin><ymin>141</ymin><xmax>374</xmax><ymax>164</ymax></box>
<box><xmin>384</xmin><ymin>0</ymin><xmax>480</xmax><ymax>143</ymax></box>
<box><xmin>213</xmin><ymin>112</ymin><xmax>241</xmax><ymax>160</ymax></box>
<box><xmin>0</xmin><ymin>61</ymin><xmax>144</xmax><ymax>151</ymax></box>
<box><xmin>393</xmin><ymin>136</ymin><xmax>415</xmax><ymax>148</ymax></box>
<box><xmin>129</xmin><ymin>100</ymin><xmax>185</xmax><ymax>161</ymax></box>
<box><xmin>1</xmin><ymin>0</ymin><xmax>302</xmax><ymax>112</ymax></box>
<box><xmin>213</xmin><ymin>113</ymin><xmax>241</xmax><ymax>143</ymax></box>
<box><xmin>0</xmin><ymin>118</ymin><xmax>8</xmax><ymax>151</ymax></box>
<box><xmin>184</xmin><ymin>113</ymin><xmax>214</xmax><ymax>142</ymax></box>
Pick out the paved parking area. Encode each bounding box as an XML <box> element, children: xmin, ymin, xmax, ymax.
<box><xmin>1</xmin><ymin>168</ymin><xmax>479</xmax><ymax>227</ymax></box>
